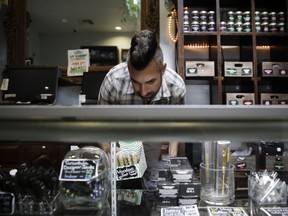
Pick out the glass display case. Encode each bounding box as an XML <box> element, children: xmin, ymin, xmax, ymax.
<box><xmin>0</xmin><ymin>105</ymin><xmax>287</xmax><ymax>215</ymax></box>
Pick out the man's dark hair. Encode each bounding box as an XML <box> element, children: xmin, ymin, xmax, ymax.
<box><xmin>128</xmin><ymin>30</ymin><xmax>160</xmax><ymax>70</ymax></box>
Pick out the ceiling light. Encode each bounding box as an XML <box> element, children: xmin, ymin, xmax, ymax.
<box><xmin>115</xmin><ymin>26</ymin><xmax>122</xmax><ymax>31</ymax></box>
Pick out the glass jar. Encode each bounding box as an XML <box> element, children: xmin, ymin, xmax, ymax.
<box><xmin>243</xmin><ymin>22</ymin><xmax>251</xmax><ymax>32</ymax></box>
<box><xmin>255</xmin><ymin>11</ymin><xmax>260</xmax><ymax>22</ymax></box>
<box><xmin>235</xmin><ymin>11</ymin><xmax>242</xmax><ymax>22</ymax></box>
<box><xmin>278</xmin><ymin>12</ymin><xmax>285</xmax><ymax>22</ymax></box>
<box><xmin>235</xmin><ymin>21</ymin><xmax>243</xmax><ymax>32</ymax></box>
<box><xmin>200</xmin><ymin>21</ymin><xmax>208</xmax><ymax>31</ymax></box>
<box><xmin>278</xmin><ymin>22</ymin><xmax>285</xmax><ymax>32</ymax></box>
<box><xmin>255</xmin><ymin>22</ymin><xmax>261</xmax><ymax>32</ymax></box>
<box><xmin>59</xmin><ymin>146</ymin><xmax>110</xmax><ymax>210</ymax></box>
<box><xmin>191</xmin><ymin>10</ymin><xmax>199</xmax><ymax>21</ymax></box>
<box><xmin>220</xmin><ymin>21</ymin><xmax>227</xmax><ymax>31</ymax></box>
<box><xmin>191</xmin><ymin>21</ymin><xmax>200</xmax><ymax>32</ymax></box>
<box><xmin>208</xmin><ymin>21</ymin><xmax>215</xmax><ymax>31</ymax></box>
<box><xmin>200</xmin><ymin>10</ymin><xmax>207</xmax><ymax>22</ymax></box>
<box><xmin>228</xmin><ymin>11</ymin><xmax>235</xmax><ymax>22</ymax></box>
<box><xmin>269</xmin><ymin>12</ymin><xmax>277</xmax><ymax>22</ymax></box>
<box><xmin>208</xmin><ymin>11</ymin><xmax>215</xmax><ymax>22</ymax></box>
<box><xmin>183</xmin><ymin>7</ymin><xmax>190</xmax><ymax>21</ymax></box>
<box><xmin>261</xmin><ymin>11</ymin><xmax>269</xmax><ymax>22</ymax></box>
<box><xmin>261</xmin><ymin>22</ymin><xmax>269</xmax><ymax>32</ymax></box>
<box><xmin>227</xmin><ymin>21</ymin><xmax>235</xmax><ymax>32</ymax></box>
<box><xmin>243</xmin><ymin>11</ymin><xmax>251</xmax><ymax>22</ymax></box>
<box><xmin>184</xmin><ymin>21</ymin><xmax>190</xmax><ymax>32</ymax></box>
<box><xmin>269</xmin><ymin>22</ymin><xmax>277</xmax><ymax>32</ymax></box>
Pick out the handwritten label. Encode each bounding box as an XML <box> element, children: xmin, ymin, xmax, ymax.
<box><xmin>0</xmin><ymin>192</ymin><xmax>15</xmax><ymax>215</ymax></box>
<box><xmin>59</xmin><ymin>159</ymin><xmax>97</xmax><ymax>181</ymax></box>
<box><xmin>116</xmin><ymin>165</ymin><xmax>138</xmax><ymax>180</ymax></box>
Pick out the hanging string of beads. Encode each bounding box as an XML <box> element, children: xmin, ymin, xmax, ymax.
<box><xmin>168</xmin><ymin>9</ymin><xmax>178</xmax><ymax>43</ymax></box>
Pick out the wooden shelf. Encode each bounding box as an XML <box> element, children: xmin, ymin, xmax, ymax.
<box><xmin>177</xmin><ymin>0</ymin><xmax>288</xmax><ymax>104</ymax></box>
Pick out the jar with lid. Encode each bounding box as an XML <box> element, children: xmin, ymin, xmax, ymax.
<box><xmin>184</xmin><ymin>21</ymin><xmax>190</xmax><ymax>32</ymax></box>
<box><xmin>235</xmin><ymin>11</ymin><xmax>243</xmax><ymax>22</ymax></box>
<box><xmin>191</xmin><ymin>10</ymin><xmax>199</xmax><ymax>21</ymax></box>
<box><xmin>208</xmin><ymin>11</ymin><xmax>215</xmax><ymax>22</ymax></box>
<box><xmin>200</xmin><ymin>21</ymin><xmax>208</xmax><ymax>31</ymax></box>
<box><xmin>183</xmin><ymin>7</ymin><xmax>190</xmax><ymax>21</ymax></box>
<box><xmin>200</xmin><ymin>11</ymin><xmax>207</xmax><ymax>22</ymax></box>
<box><xmin>255</xmin><ymin>11</ymin><xmax>260</xmax><ymax>22</ymax></box>
<box><xmin>59</xmin><ymin>146</ymin><xmax>110</xmax><ymax>211</ymax></box>
<box><xmin>227</xmin><ymin>21</ymin><xmax>235</xmax><ymax>32</ymax></box>
<box><xmin>243</xmin><ymin>11</ymin><xmax>251</xmax><ymax>22</ymax></box>
<box><xmin>269</xmin><ymin>12</ymin><xmax>277</xmax><ymax>22</ymax></box>
<box><xmin>208</xmin><ymin>21</ymin><xmax>215</xmax><ymax>31</ymax></box>
<box><xmin>220</xmin><ymin>21</ymin><xmax>227</xmax><ymax>31</ymax></box>
<box><xmin>278</xmin><ymin>22</ymin><xmax>285</xmax><ymax>32</ymax></box>
<box><xmin>228</xmin><ymin>11</ymin><xmax>235</xmax><ymax>22</ymax></box>
<box><xmin>191</xmin><ymin>21</ymin><xmax>200</xmax><ymax>32</ymax></box>
<box><xmin>255</xmin><ymin>22</ymin><xmax>261</xmax><ymax>32</ymax></box>
<box><xmin>261</xmin><ymin>11</ymin><xmax>269</xmax><ymax>22</ymax></box>
<box><xmin>261</xmin><ymin>22</ymin><xmax>269</xmax><ymax>32</ymax></box>
<box><xmin>269</xmin><ymin>22</ymin><xmax>277</xmax><ymax>32</ymax></box>
<box><xmin>243</xmin><ymin>22</ymin><xmax>251</xmax><ymax>32</ymax></box>
<box><xmin>278</xmin><ymin>12</ymin><xmax>285</xmax><ymax>22</ymax></box>
<box><xmin>235</xmin><ymin>21</ymin><xmax>243</xmax><ymax>32</ymax></box>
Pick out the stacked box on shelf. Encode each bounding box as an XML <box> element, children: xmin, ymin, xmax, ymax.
<box><xmin>262</xmin><ymin>62</ymin><xmax>288</xmax><ymax>77</ymax></box>
<box><xmin>261</xmin><ymin>93</ymin><xmax>288</xmax><ymax>105</ymax></box>
<box><xmin>226</xmin><ymin>93</ymin><xmax>255</xmax><ymax>105</ymax></box>
<box><xmin>224</xmin><ymin>62</ymin><xmax>253</xmax><ymax>77</ymax></box>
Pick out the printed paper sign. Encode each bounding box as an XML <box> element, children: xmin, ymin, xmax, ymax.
<box><xmin>67</xmin><ymin>49</ymin><xmax>90</xmax><ymax>76</ymax></box>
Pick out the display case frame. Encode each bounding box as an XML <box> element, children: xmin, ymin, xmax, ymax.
<box><xmin>0</xmin><ymin>105</ymin><xmax>288</xmax><ymax>215</ymax></box>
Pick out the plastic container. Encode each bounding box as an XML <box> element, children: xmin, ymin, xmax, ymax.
<box><xmin>200</xmin><ymin>162</ymin><xmax>235</xmax><ymax>205</ymax></box>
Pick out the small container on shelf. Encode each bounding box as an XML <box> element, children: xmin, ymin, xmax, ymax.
<box><xmin>220</xmin><ymin>21</ymin><xmax>227</xmax><ymax>32</ymax></box>
<box><xmin>208</xmin><ymin>10</ymin><xmax>215</xmax><ymax>22</ymax></box>
<box><xmin>243</xmin><ymin>11</ymin><xmax>251</xmax><ymax>22</ymax></box>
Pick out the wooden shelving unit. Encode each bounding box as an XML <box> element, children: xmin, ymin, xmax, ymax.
<box><xmin>177</xmin><ymin>0</ymin><xmax>288</xmax><ymax>104</ymax></box>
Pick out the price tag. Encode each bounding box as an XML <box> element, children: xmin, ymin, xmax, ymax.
<box><xmin>0</xmin><ymin>192</ymin><xmax>15</xmax><ymax>215</ymax></box>
<box><xmin>59</xmin><ymin>159</ymin><xmax>97</xmax><ymax>181</ymax></box>
<box><xmin>261</xmin><ymin>207</ymin><xmax>288</xmax><ymax>216</ymax></box>
<box><xmin>161</xmin><ymin>205</ymin><xmax>199</xmax><ymax>216</ymax></box>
